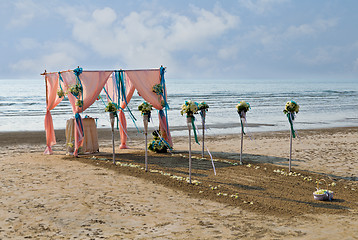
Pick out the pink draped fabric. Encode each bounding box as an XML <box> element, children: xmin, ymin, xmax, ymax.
<box><xmin>67</xmin><ymin>71</ymin><xmax>113</xmax><ymax>156</ymax></box>
<box><xmin>159</xmin><ymin>111</ymin><xmax>173</xmax><ymax>146</ymax></box>
<box><xmin>125</xmin><ymin>70</ymin><xmax>173</xmax><ymax>147</ymax></box>
<box><xmin>126</xmin><ymin>70</ymin><xmax>162</xmax><ymax>109</ymax></box>
<box><xmin>60</xmin><ymin>71</ymin><xmax>113</xmax><ymax>113</ymax></box>
<box><xmin>119</xmin><ymin>78</ymin><xmax>135</xmax><ymax>149</ymax></box>
<box><xmin>44</xmin><ymin>68</ymin><xmax>173</xmax><ymax>154</ymax></box>
<box><xmin>44</xmin><ymin>70</ymin><xmax>112</xmax><ymax>156</ymax></box>
<box><xmin>44</xmin><ymin>73</ymin><xmax>64</xmax><ymax>154</ymax></box>
<box><xmin>104</xmin><ymin>73</ymin><xmax>135</xmax><ymax>149</ymax></box>
<box><xmin>103</xmin><ymin>73</ymin><xmax>119</xmax><ymax>105</ymax></box>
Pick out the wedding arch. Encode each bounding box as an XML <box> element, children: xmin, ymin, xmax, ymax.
<box><xmin>43</xmin><ymin>66</ymin><xmax>172</xmax><ymax>156</ymax></box>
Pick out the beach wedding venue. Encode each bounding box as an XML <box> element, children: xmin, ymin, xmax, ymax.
<box><xmin>1</xmin><ymin>0</ymin><xmax>358</xmax><ymax>239</ymax></box>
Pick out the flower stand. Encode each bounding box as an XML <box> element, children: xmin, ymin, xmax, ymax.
<box><xmin>187</xmin><ymin>116</ymin><xmax>193</xmax><ymax>184</ymax></box>
<box><xmin>110</xmin><ymin>112</ymin><xmax>116</xmax><ymax>164</ymax></box>
<box><xmin>143</xmin><ymin>113</ymin><xmax>149</xmax><ymax>172</ymax></box>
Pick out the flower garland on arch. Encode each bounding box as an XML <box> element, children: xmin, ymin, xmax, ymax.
<box><xmin>56</xmin><ymin>68</ymin><xmax>84</xmax><ymax>110</ymax></box>
<box><xmin>152</xmin><ymin>83</ymin><xmax>169</xmax><ymax>110</ymax></box>
<box><xmin>152</xmin><ymin>84</ymin><xmax>163</xmax><ymax>95</ymax></box>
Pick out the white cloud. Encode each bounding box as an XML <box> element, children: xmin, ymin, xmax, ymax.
<box><xmin>218</xmin><ymin>45</ymin><xmax>239</xmax><ymax>60</ymax></box>
<box><xmin>12</xmin><ymin>52</ymin><xmax>77</xmax><ymax>73</ymax></box>
<box><xmin>92</xmin><ymin>7</ymin><xmax>117</xmax><ymax>25</ymax></box>
<box><xmin>7</xmin><ymin>0</ymin><xmax>46</xmax><ymax>28</ymax></box>
<box><xmin>15</xmin><ymin>38</ymin><xmax>41</xmax><ymax>51</ymax></box>
<box><xmin>10</xmin><ymin>40</ymin><xmax>83</xmax><ymax>74</ymax></box>
<box><xmin>294</xmin><ymin>47</ymin><xmax>339</xmax><ymax>66</ymax></box>
<box><xmin>239</xmin><ymin>0</ymin><xmax>289</xmax><ymax>14</ymax></box>
<box><xmin>165</xmin><ymin>6</ymin><xmax>238</xmax><ymax>51</ymax></box>
<box><xmin>65</xmin><ymin>6</ymin><xmax>238</xmax><ymax>74</ymax></box>
<box><xmin>236</xmin><ymin>17</ymin><xmax>338</xmax><ymax>51</ymax></box>
<box><xmin>285</xmin><ymin>18</ymin><xmax>338</xmax><ymax>39</ymax></box>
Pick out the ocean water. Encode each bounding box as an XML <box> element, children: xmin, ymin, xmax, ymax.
<box><xmin>0</xmin><ymin>78</ymin><xmax>357</xmax><ymax>136</ymax></box>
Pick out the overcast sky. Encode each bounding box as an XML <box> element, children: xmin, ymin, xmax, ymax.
<box><xmin>1</xmin><ymin>0</ymin><xmax>358</xmax><ymax>80</ymax></box>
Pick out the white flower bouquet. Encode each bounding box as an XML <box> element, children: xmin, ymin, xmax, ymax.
<box><xmin>313</xmin><ymin>179</ymin><xmax>334</xmax><ymax>201</ymax></box>
<box><xmin>152</xmin><ymin>84</ymin><xmax>163</xmax><ymax>95</ymax></box>
<box><xmin>198</xmin><ymin>102</ymin><xmax>209</xmax><ymax>111</ymax></box>
<box><xmin>283</xmin><ymin>100</ymin><xmax>299</xmax><ymax>114</ymax></box>
<box><xmin>138</xmin><ymin>102</ymin><xmax>152</xmax><ymax>115</ymax></box>
<box><xmin>57</xmin><ymin>89</ymin><xmax>65</xmax><ymax>98</ymax></box>
<box><xmin>105</xmin><ymin>102</ymin><xmax>117</xmax><ymax>112</ymax></box>
<box><xmin>69</xmin><ymin>84</ymin><xmax>83</xmax><ymax>97</ymax></box>
<box><xmin>148</xmin><ymin>130</ymin><xmax>168</xmax><ymax>153</ymax></box>
<box><xmin>75</xmin><ymin>99</ymin><xmax>83</xmax><ymax>107</ymax></box>
<box><xmin>180</xmin><ymin>100</ymin><xmax>198</xmax><ymax>117</ymax></box>
<box><xmin>236</xmin><ymin>101</ymin><xmax>250</xmax><ymax>113</ymax></box>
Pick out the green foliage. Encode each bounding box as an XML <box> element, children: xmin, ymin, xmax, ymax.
<box><xmin>105</xmin><ymin>102</ymin><xmax>117</xmax><ymax>112</ymax></box>
<box><xmin>138</xmin><ymin>101</ymin><xmax>152</xmax><ymax>114</ymax></box>
<box><xmin>198</xmin><ymin>102</ymin><xmax>209</xmax><ymax>111</ymax></box>
<box><xmin>148</xmin><ymin>130</ymin><xmax>168</xmax><ymax>153</ymax></box>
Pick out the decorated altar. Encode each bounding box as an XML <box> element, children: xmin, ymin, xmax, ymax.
<box><xmin>43</xmin><ymin>66</ymin><xmax>172</xmax><ymax>156</ymax></box>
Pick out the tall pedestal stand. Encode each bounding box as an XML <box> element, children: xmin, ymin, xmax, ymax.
<box><xmin>201</xmin><ymin>110</ymin><xmax>206</xmax><ymax>158</ymax></box>
<box><xmin>187</xmin><ymin>116</ymin><xmax>193</xmax><ymax>184</ymax></box>
<box><xmin>110</xmin><ymin>112</ymin><xmax>115</xmax><ymax>165</ymax></box>
<box><xmin>239</xmin><ymin>111</ymin><xmax>246</xmax><ymax>165</ymax></box>
<box><xmin>143</xmin><ymin>114</ymin><xmax>149</xmax><ymax>172</ymax></box>
<box><xmin>289</xmin><ymin>126</ymin><xmax>293</xmax><ymax>172</ymax></box>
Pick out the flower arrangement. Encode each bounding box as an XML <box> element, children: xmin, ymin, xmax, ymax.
<box><xmin>236</xmin><ymin>101</ymin><xmax>250</xmax><ymax>113</ymax></box>
<box><xmin>152</xmin><ymin>84</ymin><xmax>163</xmax><ymax>95</ymax></box>
<box><xmin>105</xmin><ymin>102</ymin><xmax>117</xmax><ymax>112</ymax></box>
<box><xmin>198</xmin><ymin>102</ymin><xmax>209</xmax><ymax>111</ymax></box>
<box><xmin>148</xmin><ymin>130</ymin><xmax>168</xmax><ymax>153</ymax></box>
<box><xmin>283</xmin><ymin>100</ymin><xmax>299</xmax><ymax>114</ymax></box>
<box><xmin>69</xmin><ymin>84</ymin><xmax>83</xmax><ymax>97</ymax></box>
<box><xmin>138</xmin><ymin>102</ymin><xmax>152</xmax><ymax>115</ymax></box>
<box><xmin>180</xmin><ymin>100</ymin><xmax>198</xmax><ymax>117</ymax></box>
<box><xmin>161</xmin><ymin>100</ymin><xmax>166</xmax><ymax>107</ymax></box>
<box><xmin>57</xmin><ymin>89</ymin><xmax>65</xmax><ymax>98</ymax></box>
<box><xmin>75</xmin><ymin>99</ymin><xmax>83</xmax><ymax>107</ymax></box>
<box><xmin>313</xmin><ymin>189</ymin><xmax>334</xmax><ymax>195</ymax></box>
<box><xmin>313</xmin><ymin>179</ymin><xmax>333</xmax><ymax>201</ymax></box>
<box><xmin>73</xmin><ymin>67</ymin><xmax>83</xmax><ymax>76</ymax></box>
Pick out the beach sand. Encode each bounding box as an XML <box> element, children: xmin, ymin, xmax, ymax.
<box><xmin>0</xmin><ymin>127</ymin><xmax>357</xmax><ymax>239</ymax></box>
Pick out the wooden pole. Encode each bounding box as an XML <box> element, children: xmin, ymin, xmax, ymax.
<box><xmin>187</xmin><ymin>117</ymin><xmax>192</xmax><ymax>184</ymax></box>
<box><xmin>289</xmin><ymin>127</ymin><xmax>292</xmax><ymax>172</ymax></box>
<box><xmin>143</xmin><ymin>114</ymin><xmax>149</xmax><ymax>172</ymax></box>
<box><xmin>110</xmin><ymin>113</ymin><xmax>115</xmax><ymax>164</ymax></box>
<box><xmin>43</xmin><ymin>70</ymin><xmax>48</xmax><ymax>106</ymax></box>
<box><xmin>145</xmin><ymin>132</ymin><xmax>148</xmax><ymax>171</ymax></box>
<box><xmin>201</xmin><ymin>110</ymin><xmax>206</xmax><ymax>158</ymax></box>
<box><xmin>240</xmin><ymin>117</ymin><xmax>244</xmax><ymax>165</ymax></box>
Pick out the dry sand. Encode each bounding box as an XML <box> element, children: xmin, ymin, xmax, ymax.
<box><xmin>0</xmin><ymin>127</ymin><xmax>357</xmax><ymax>239</ymax></box>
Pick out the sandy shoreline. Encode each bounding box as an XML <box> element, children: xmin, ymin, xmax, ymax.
<box><xmin>1</xmin><ymin>127</ymin><xmax>357</xmax><ymax>239</ymax></box>
<box><xmin>2</xmin><ymin>126</ymin><xmax>356</xmax><ymax>180</ymax></box>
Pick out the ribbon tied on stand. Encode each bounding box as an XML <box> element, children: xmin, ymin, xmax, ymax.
<box><xmin>283</xmin><ymin>100</ymin><xmax>300</xmax><ymax>172</ymax></box>
<box><xmin>138</xmin><ymin>101</ymin><xmax>153</xmax><ymax>172</ymax></box>
<box><xmin>236</xmin><ymin>101</ymin><xmax>251</xmax><ymax>165</ymax></box>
